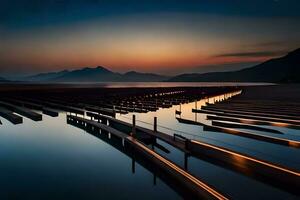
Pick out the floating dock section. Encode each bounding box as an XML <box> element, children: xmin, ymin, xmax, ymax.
<box><xmin>0</xmin><ymin>107</ymin><xmax>23</xmax><ymax>124</ymax></box>
<box><xmin>0</xmin><ymin>101</ymin><xmax>42</xmax><ymax>121</ymax></box>
<box><xmin>67</xmin><ymin>115</ymin><xmax>228</xmax><ymax>200</ymax></box>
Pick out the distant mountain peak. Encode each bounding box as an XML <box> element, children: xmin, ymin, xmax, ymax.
<box><xmin>168</xmin><ymin>47</ymin><xmax>300</xmax><ymax>83</ymax></box>
<box><xmin>286</xmin><ymin>48</ymin><xmax>300</xmax><ymax>57</ymax></box>
<box><xmin>124</xmin><ymin>71</ymin><xmax>145</xmax><ymax>76</ymax></box>
<box><xmin>96</xmin><ymin>66</ymin><xmax>106</xmax><ymax>70</ymax></box>
<box><xmin>20</xmin><ymin>66</ymin><xmax>168</xmax><ymax>82</ymax></box>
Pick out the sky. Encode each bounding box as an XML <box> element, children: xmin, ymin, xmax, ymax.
<box><xmin>0</xmin><ymin>0</ymin><xmax>300</xmax><ymax>76</ymax></box>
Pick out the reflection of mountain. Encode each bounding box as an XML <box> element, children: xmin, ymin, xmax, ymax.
<box><xmin>168</xmin><ymin>48</ymin><xmax>300</xmax><ymax>83</ymax></box>
<box><xmin>22</xmin><ymin>66</ymin><xmax>168</xmax><ymax>82</ymax></box>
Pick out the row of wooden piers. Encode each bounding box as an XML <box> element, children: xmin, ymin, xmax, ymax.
<box><xmin>1</xmin><ymin>86</ymin><xmax>299</xmax><ymax>199</ymax></box>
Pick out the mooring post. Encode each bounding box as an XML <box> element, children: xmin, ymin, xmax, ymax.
<box><xmin>195</xmin><ymin>100</ymin><xmax>197</xmax><ymax>110</ymax></box>
<box><xmin>153</xmin><ymin>173</ymin><xmax>157</xmax><ymax>185</ymax></box>
<box><xmin>131</xmin><ymin>115</ymin><xmax>136</xmax><ymax>137</ymax></box>
<box><xmin>132</xmin><ymin>158</ymin><xmax>135</xmax><ymax>174</ymax></box>
<box><xmin>184</xmin><ymin>153</ymin><xmax>188</xmax><ymax>171</ymax></box>
<box><xmin>154</xmin><ymin>117</ymin><xmax>157</xmax><ymax>132</ymax></box>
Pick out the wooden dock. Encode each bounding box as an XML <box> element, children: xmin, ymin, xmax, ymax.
<box><xmin>0</xmin><ymin>107</ymin><xmax>23</xmax><ymax>124</ymax></box>
<box><xmin>0</xmin><ymin>101</ymin><xmax>42</xmax><ymax>121</ymax></box>
<box><xmin>206</xmin><ymin>115</ymin><xmax>300</xmax><ymax>130</ymax></box>
<box><xmin>187</xmin><ymin>139</ymin><xmax>300</xmax><ymax>193</ymax></box>
<box><xmin>176</xmin><ymin>117</ymin><xmax>299</xmax><ymax>148</ymax></box>
<box><xmin>67</xmin><ymin>115</ymin><xmax>228</xmax><ymax>200</ymax></box>
<box><xmin>2</xmin><ymin>99</ymin><xmax>59</xmax><ymax>117</ymax></box>
<box><xmin>86</xmin><ymin>112</ymin><xmax>189</xmax><ymax>153</ymax></box>
<box><xmin>193</xmin><ymin>108</ymin><xmax>300</xmax><ymax>125</ymax></box>
<box><xmin>68</xmin><ymin>113</ymin><xmax>300</xmax><ymax>194</ymax></box>
<box><xmin>211</xmin><ymin>120</ymin><xmax>282</xmax><ymax>134</ymax></box>
<box><xmin>201</xmin><ymin>106</ymin><xmax>300</xmax><ymax>121</ymax></box>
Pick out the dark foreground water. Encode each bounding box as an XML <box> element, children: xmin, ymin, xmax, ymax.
<box><xmin>0</xmin><ymin>91</ymin><xmax>299</xmax><ymax>199</ymax></box>
<box><xmin>0</xmin><ymin>113</ymin><xmax>180</xmax><ymax>199</ymax></box>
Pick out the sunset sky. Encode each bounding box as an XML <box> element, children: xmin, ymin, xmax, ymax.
<box><xmin>1</xmin><ymin>0</ymin><xmax>300</xmax><ymax>76</ymax></box>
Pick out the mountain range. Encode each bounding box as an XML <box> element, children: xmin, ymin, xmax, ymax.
<box><xmin>2</xmin><ymin>48</ymin><xmax>299</xmax><ymax>83</ymax></box>
<box><xmin>22</xmin><ymin>67</ymin><xmax>168</xmax><ymax>82</ymax></box>
<box><xmin>0</xmin><ymin>77</ymin><xmax>8</xmax><ymax>82</ymax></box>
<box><xmin>168</xmin><ymin>48</ymin><xmax>300</xmax><ymax>83</ymax></box>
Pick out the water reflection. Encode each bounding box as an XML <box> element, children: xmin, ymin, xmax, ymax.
<box><xmin>0</xmin><ymin>114</ymin><xmax>180</xmax><ymax>200</ymax></box>
<box><xmin>0</xmin><ymin>89</ymin><xmax>299</xmax><ymax>199</ymax></box>
<box><xmin>67</xmin><ymin>116</ymin><xmax>207</xmax><ymax>199</ymax></box>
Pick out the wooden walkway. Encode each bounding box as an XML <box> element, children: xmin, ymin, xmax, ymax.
<box><xmin>68</xmin><ymin>114</ymin><xmax>300</xmax><ymax>194</ymax></box>
<box><xmin>176</xmin><ymin>117</ymin><xmax>300</xmax><ymax>148</ymax></box>
<box><xmin>0</xmin><ymin>107</ymin><xmax>23</xmax><ymax>124</ymax></box>
<box><xmin>206</xmin><ymin>115</ymin><xmax>300</xmax><ymax>130</ymax></box>
<box><xmin>67</xmin><ymin>115</ymin><xmax>228</xmax><ymax>200</ymax></box>
<box><xmin>201</xmin><ymin>106</ymin><xmax>300</xmax><ymax>121</ymax></box>
<box><xmin>193</xmin><ymin>108</ymin><xmax>300</xmax><ymax>125</ymax></box>
<box><xmin>0</xmin><ymin>101</ymin><xmax>42</xmax><ymax>121</ymax></box>
<box><xmin>3</xmin><ymin>99</ymin><xmax>59</xmax><ymax>117</ymax></box>
<box><xmin>86</xmin><ymin>112</ymin><xmax>189</xmax><ymax>153</ymax></box>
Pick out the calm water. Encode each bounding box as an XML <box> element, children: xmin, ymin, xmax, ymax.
<box><xmin>0</xmin><ymin>90</ymin><xmax>298</xmax><ymax>199</ymax></box>
<box><xmin>0</xmin><ymin>114</ymin><xmax>180</xmax><ymax>199</ymax></box>
<box><xmin>3</xmin><ymin>81</ymin><xmax>273</xmax><ymax>88</ymax></box>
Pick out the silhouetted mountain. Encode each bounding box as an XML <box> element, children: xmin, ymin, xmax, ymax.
<box><xmin>0</xmin><ymin>77</ymin><xmax>8</xmax><ymax>82</ymax></box>
<box><xmin>168</xmin><ymin>48</ymin><xmax>300</xmax><ymax>83</ymax></box>
<box><xmin>23</xmin><ymin>66</ymin><xmax>168</xmax><ymax>82</ymax></box>
<box><xmin>24</xmin><ymin>70</ymin><xmax>69</xmax><ymax>81</ymax></box>
<box><xmin>122</xmin><ymin>71</ymin><xmax>168</xmax><ymax>82</ymax></box>
<box><xmin>52</xmin><ymin>66</ymin><xmax>121</xmax><ymax>82</ymax></box>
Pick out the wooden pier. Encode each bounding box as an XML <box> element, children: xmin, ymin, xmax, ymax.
<box><xmin>193</xmin><ymin>108</ymin><xmax>300</xmax><ymax>125</ymax></box>
<box><xmin>0</xmin><ymin>101</ymin><xmax>42</xmax><ymax>121</ymax></box>
<box><xmin>0</xmin><ymin>107</ymin><xmax>23</xmax><ymax>124</ymax></box>
<box><xmin>68</xmin><ymin>113</ymin><xmax>300</xmax><ymax>194</ymax></box>
<box><xmin>206</xmin><ymin>115</ymin><xmax>300</xmax><ymax>130</ymax></box>
<box><xmin>1</xmin><ymin>84</ymin><xmax>299</xmax><ymax>198</ymax></box>
<box><xmin>176</xmin><ymin>117</ymin><xmax>300</xmax><ymax>148</ymax></box>
<box><xmin>67</xmin><ymin>115</ymin><xmax>228</xmax><ymax>200</ymax></box>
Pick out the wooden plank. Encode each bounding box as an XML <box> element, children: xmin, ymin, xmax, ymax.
<box><xmin>211</xmin><ymin>120</ymin><xmax>282</xmax><ymax>134</ymax></box>
<box><xmin>206</xmin><ymin>115</ymin><xmax>300</xmax><ymax>130</ymax></box>
<box><xmin>67</xmin><ymin>115</ymin><xmax>228</xmax><ymax>200</ymax></box>
<box><xmin>188</xmin><ymin>140</ymin><xmax>300</xmax><ymax>194</ymax></box>
<box><xmin>86</xmin><ymin>112</ymin><xmax>189</xmax><ymax>153</ymax></box>
<box><xmin>176</xmin><ymin>117</ymin><xmax>300</xmax><ymax>148</ymax></box>
<box><xmin>202</xmin><ymin>106</ymin><xmax>300</xmax><ymax>121</ymax></box>
<box><xmin>193</xmin><ymin>109</ymin><xmax>300</xmax><ymax>125</ymax></box>
<box><xmin>0</xmin><ymin>101</ymin><xmax>42</xmax><ymax>121</ymax></box>
<box><xmin>0</xmin><ymin>107</ymin><xmax>23</xmax><ymax>124</ymax></box>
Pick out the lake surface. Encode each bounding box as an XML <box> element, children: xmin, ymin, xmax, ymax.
<box><xmin>1</xmin><ymin>81</ymin><xmax>273</xmax><ymax>88</ymax></box>
<box><xmin>0</xmin><ymin>90</ymin><xmax>298</xmax><ymax>199</ymax></box>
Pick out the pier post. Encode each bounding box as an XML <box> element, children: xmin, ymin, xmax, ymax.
<box><xmin>153</xmin><ymin>173</ymin><xmax>157</xmax><ymax>185</ymax></box>
<box><xmin>131</xmin><ymin>115</ymin><xmax>136</xmax><ymax>137</ymax></box>
<box><xmin>132</xmin><ymin>158</ymin><xmax>135</xmax><ymax>174</ymax></box>
<box><xmin>154</xmin><ymin>117</ymin><xmax>157</xmax><ymax>132</ymax></box>
<box><xmin>184</xmin><ymin>153</ymin><xmax>188</xmax><ymax>171</ymax></box>
<box><xmin>195</xmin><ymin>100</ymin><xmax>197</xmax><ymax>110</ymax></box>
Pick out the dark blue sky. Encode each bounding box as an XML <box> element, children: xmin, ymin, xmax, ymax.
<box><xmin>1</xmin><ymin>0</ymin><xmax>300</xmax><ymax>76</ymax></box>
<box><xmin>2</xmin><ymin>0</ymin><xmax>300</xmax><ymax>29</ymax></box>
